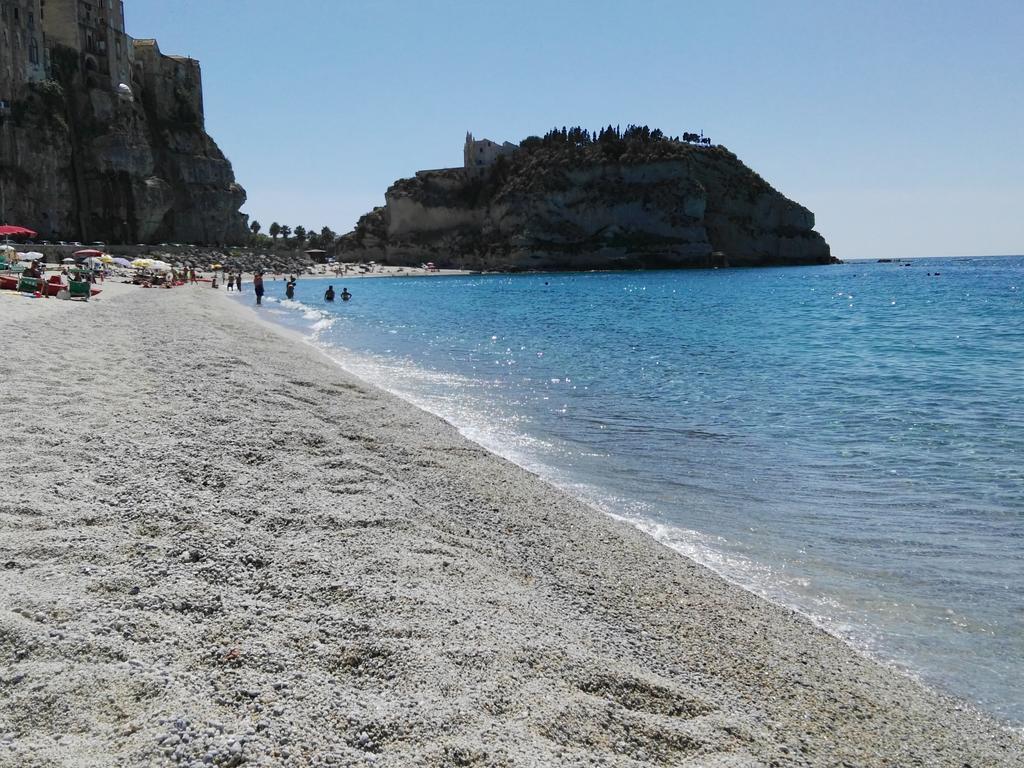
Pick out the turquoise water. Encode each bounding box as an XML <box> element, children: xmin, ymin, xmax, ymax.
<box><xmin>246</xmin><ymin>256</ymin><xmax>1024</xmax><ymax>725</ymax></box>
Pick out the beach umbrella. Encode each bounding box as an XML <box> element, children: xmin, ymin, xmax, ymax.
<box><xmin>0</xmin><ymin>225</ymin><xmax>37</xmax><ymax>238</ymax></box>
<box><xmin>100</xmin><ymin>255</ymin><xmax>114</xmax><ymax>264</ymax></box>
<box><xmin>210</xmin><ymin>263</ymin><xmax>222</xmax><ymax>269</ymax></box>
<box><xmin>62</xmin><ymin>258</ymin><xmax>76</xmax><ymax>264</ymax></box>
<box><xmin>22</xmin><ymin>251</ymin><xmax>44</xmax><ymax>259</ymax></box>
<box><xmin>131</xmin><ymin>258</ymin><xmax>153</xmax><ymax>268</ymax></box>
<box><xmin>149</xmin><ymin>260</ymin><xmax>172</xmax><ymax>272</ymax></box>
<box><xmin>112</xmin><ymin>257</ymin><xmax>133</xmax><ymax>267</ymax></box>
<box><xmin>74</xmin><ymin>248</ymin><xmax>104</xmax><ymax>258</ymax></box>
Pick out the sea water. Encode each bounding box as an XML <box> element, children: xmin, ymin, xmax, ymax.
<box><xmin>244</xmin><ymin>256</ymin><xmax>1024</xmax><ymax>725</ymax></box>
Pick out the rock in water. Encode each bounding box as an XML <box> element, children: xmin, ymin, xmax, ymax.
<box><xmin>338</xmin><ymin>130</ymin><xmax>834</xmax><ymax>271</ymax></box>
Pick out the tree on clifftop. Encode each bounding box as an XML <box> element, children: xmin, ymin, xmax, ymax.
<box><xmin>280</xmin><ymin>225</ymin><xmax>292</xmax><ymax>244</ymax></box>
<box><xmin>250</xmin><ymin>220</ymin><xmax>262</xmax><ymax>236</ymax></box>
<box><xmin>293</xmin><ymin>226</ymin><xmax>307</xmax><ymax>246</ymax></box>
<box><xmin>269</xmin><ymin>222</ymin><xmax>281</xmax><ymax>240</ymax></box>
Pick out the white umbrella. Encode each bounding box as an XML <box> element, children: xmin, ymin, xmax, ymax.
<box><xmin>23</xmin><ymin>251</ymin><xmax>44</xmax><ymax>259</ymax></box>
<box><xmin>148</xmin><ymin>260</ymin><xmax>172</xmax><ymax>272</ymax></box>
<box><xmin>62</xmin><ymin>258</ymin><xmax>76</xmax><ymax>264</ymax></box>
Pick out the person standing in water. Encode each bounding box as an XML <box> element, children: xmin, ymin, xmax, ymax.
<box><xmin>285</xmin><ymin>276</ymin><xmax>296</xmax><ymax>300</ymax></box>
<box><xmin>324</xmin><ymin>285</ymin><xmax>336</xmax><ymax>302</ymax></box>
<box><xmin>253</xmin><ymin>272</ymin><xmax>264</xmax><ymax>305</ymax></box>
<box><xmin>341</xmin><ymin>288</ymin><xmax>352</xmax><ymax>301</ymax></box>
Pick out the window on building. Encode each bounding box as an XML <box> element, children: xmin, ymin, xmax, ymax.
<box><xmin>28</xmin><ymin>11</ymin><xmax>34</xmax><ymax>29</ymax></box>
<box><xmin>29</xmin><ymin>39</ymin><xmax>38</xmax><ymax>65</ymax></box>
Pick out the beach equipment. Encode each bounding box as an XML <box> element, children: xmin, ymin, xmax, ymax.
<box><xmin>67</xmin><ymin>281</ymin><xmax>93</xmax><ymax>301</ymax></box>
<box><xmin>99</xmin><ymin>255</ymin><xmax>114</xmax><ymax>264</ymax></box>
<box><xmin>0</xmin><ymin>225</ymin><xmax>37</xmax><ymax>238</ymax></box>
<box><xmin>73</xmin><ymin>248</ymin><xmax>104</xmax><ymax>258</ymax></box>
<box><xmin>112</xmin><ymin>257</ymin><xmax>133</xmax><ymax>267</ymax></box>
<box><xmin>131</xmin><ymin>258</ymin><xmax>153</xmax><ymax>268</ymax></box>
<box><xmin>22</xmin><ymin>250</ymin><xmax>44</xmax><ymax>259</ymax></box>
<box><xmin>17</xmin><ymin>276</ymin><xmax>42</xmax><ymax>293</ymax></box>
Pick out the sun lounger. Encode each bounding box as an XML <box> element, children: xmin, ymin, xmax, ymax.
<box><xmin>68</xmin><ymin>280</ymin><xmax>91</xmax><ymax>301</ymax></box>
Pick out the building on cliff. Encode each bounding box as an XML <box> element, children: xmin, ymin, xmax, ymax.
<box><xmin>0</xmin><ymin>1</ymin><xmax>46</xmax><ymax>110</ymax></box>
<box><xmin>463</xmin><ymin>132</ymin><xmax>516</xmax><ymax>177</ymax></box>
<box><xmin>41</xmin><ymin>0</ymin><xmax>132</xmax><ymax>91</ymax></box>
<box><xmin>132</xmin><ymin>39</ymin><xmax>203</xmax><ymax>127</ymax></box>
<box><xmin>0</xmin><ymin>0</ymin><xmax>247</xmax><ymax>244</ymax></box>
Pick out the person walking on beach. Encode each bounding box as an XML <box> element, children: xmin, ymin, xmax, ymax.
<box><xmin>235</xmin><ymin>273</ymin><xmax>243</xmax><ymax>292</ymax></box>
<box><xmin>253</xmin><ymin>272</ymin><xmax>264</xmax><ymax>305</ymax></box>
<box><xmin>324</xmin><ymin>285</ymin><xmax>335</xmax><ymax>302</ymax></box>
<box><xmin>225</xmin><ymin>273</ymin><xmax>233</xmax><ymax>291</ymax></box>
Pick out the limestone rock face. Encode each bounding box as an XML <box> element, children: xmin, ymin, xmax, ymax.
<box><xmin>1</xmin><ymin>57</ymin><xmax>246</xmax><ymax>244</ymax></box>
<box><xmin>340</xmin><ymin>139</ymin><xmax>833</xmax><ymax>270</ymax></box>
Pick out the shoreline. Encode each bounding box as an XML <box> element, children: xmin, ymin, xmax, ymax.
<box><xmin>234</xmin><ymin>289</ymin><xmax>1022</xmax><ymax>733</ymax></box>
<box><xmin>0</xmin><ymin>285</ymin><xmax>1020</xmax><ymax>766</ymax></box>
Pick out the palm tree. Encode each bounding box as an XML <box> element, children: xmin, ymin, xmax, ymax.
<box><xmin>250</xmin><ymin>220</ymin><xmax>262</xmax><ymax>236</ymax></box>
<box><xmin>269</xmin><ymin>222</ymin><xmax>281</xmax><ymax>240</ymax></box>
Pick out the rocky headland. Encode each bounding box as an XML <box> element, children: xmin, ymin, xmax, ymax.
<box><xmin>338</xmin><ymin>127</ymin><xmax>835</xmax><ymax>271</ymax></box>
<box><xmin>1</xmin><ymin>42</ymin><xmax>247</xmax><ymax>245</ymax></box>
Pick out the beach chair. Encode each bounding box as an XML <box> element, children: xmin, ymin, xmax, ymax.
<box><xmin>68</xmin><ymin>280</ymin><xmax>91</xmax><ymax>301</ymax></box>
<box><xmin>17</xmin><ymin>276</ymin><xmax>41</xmax><ymax>294</ymax></box>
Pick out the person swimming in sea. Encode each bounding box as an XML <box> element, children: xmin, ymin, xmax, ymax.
<box><xmin>324</xmin><ymin>285</ymin><xmax>335</xmax><ymax>302</ymax></box>
<box><xmin>341</xmin><ymin>288</ymin><xmax>351</xmax><ymax>301</ymax></box>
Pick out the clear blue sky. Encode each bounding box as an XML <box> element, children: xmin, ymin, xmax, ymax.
<box><xmin>127</xmin><ymin>0</ymin><xmax>1022</xmax><ymax>259</ymax></box>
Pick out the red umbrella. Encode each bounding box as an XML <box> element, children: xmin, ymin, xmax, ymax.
<box><xmin>0</xmin><ymin>225</ymin><xmax>37</xmax><ymax>237</ymax></box>
<box><xmin>73</xmin><ymin>248</ymin><xmax>105</xmax><ymax>257</ymax></box>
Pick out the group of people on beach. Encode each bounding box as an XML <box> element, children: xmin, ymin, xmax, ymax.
<box><xmin>224</xmin><ymin>273</ymin><xmax>244</xmax><ymax>292</ymax></box>
<box><xmin>219</xmin><ymin>270</ymin><xmax>351</xmax><ymax>307</ymax></box>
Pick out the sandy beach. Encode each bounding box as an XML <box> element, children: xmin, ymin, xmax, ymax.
<box><xmin>0</xmin><ymin>285</ymin><xmax>1020</xmax><ymax>768</ymax></box>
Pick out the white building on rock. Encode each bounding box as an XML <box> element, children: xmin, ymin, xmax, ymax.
<box><xmin>464</xmin><ymin>132</ymin><xmax>517</xmax><ymax>177</ymax></box>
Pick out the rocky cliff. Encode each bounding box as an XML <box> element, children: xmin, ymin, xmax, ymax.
<box><xmin>339</xmin><ymin>129</ymin><xmax>833</xmax><ymax>270</ymax></box>
<box><xmin>0</xmin><ymin>45</ymin><xmax>246</xmax><ymax>245</ymax></box>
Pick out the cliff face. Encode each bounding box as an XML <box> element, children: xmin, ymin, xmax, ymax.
<box><xmin>0</xmin><ymin>47</ymin><xmax>246</xmax><ymax>245</ymax></box>
<box><xmin>340</xmin><ymin>135</ymin><xmax>832</xmax><ymax>270</ymax></box>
